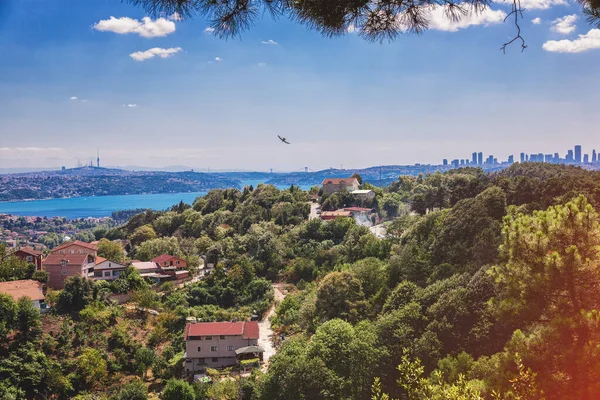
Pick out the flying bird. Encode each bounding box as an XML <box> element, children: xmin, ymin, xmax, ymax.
<box><xmin>278</xmin><ymin>135</ymin><xmax>291</xmax><ymax>144</ymax></box>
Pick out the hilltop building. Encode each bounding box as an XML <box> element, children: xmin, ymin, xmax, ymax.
<box><xmin>321</xmin><ymin>177</ymin><xmax>360</xmax><ymax>196</ymax></box>
<box><xmin>0</xmin><ymin>280</ymin><xmax>45</xmax><ymax>309</ymax></box>
<box><xmin>184</xmin><ymin>321</ymin><xmax>262</xmax><ymax>371</ymax></box>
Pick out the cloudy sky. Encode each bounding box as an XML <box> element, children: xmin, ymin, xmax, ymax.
<box><xmin>0</xmin><ymin>0</ymin><xmax>599</xmax><ymax>172</ymax></box>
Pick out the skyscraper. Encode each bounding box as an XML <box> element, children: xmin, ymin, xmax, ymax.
<box><xmin>443</xmin><ymin>159</ymin><xmax>448</xmax><ymax>166</ymax></box>
<box><xmin>593</xmin><ymin>150</ymin><xmax>597</xmax><ymax>163</ymax></box>
<box><xmin>566</xmin><ymin>150</ymin><xmax>574</xmax><ymax>162</ymax></box>
<box><xmin>575</xmin><ymin>145</ymin><xmax>582</xmax><ymax>163</ymax></box>
<box><xmin>508</xmin><ymin>155</ymin><xmax>514</xmax><ymax>164</ymax></box>
<box><xmin>584</xmin><ymin>154</ymin><xmax>589</xmax><ymax>163</ymax></box>
<box><xmin>477</xmin><ymin>152</ymin><xmax>483</xmax><ymax>165</ymax></box>
<box><xmin>520</xmin><ymin>152</ymin><xmax>525</xmax><ymax>163</ymax></box>
<box><xmin>472</xmin><ymin>152</ymin><xmax>477</xmax><ymax>165</ymax></box>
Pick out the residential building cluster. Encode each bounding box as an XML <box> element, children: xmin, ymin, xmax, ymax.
<box><xmin>442</xmin><ymin>145</ymin><xmax>599</xmax><ymax>168</ymax></box>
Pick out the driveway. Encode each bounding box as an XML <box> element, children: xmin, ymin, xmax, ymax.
<box><xmin>258</xmin><ymin>284</ymin><xmax>286</xmax><ymax>364</ymax></box>
<box><xmin>309</xmin><ymin>202</ymin><xmax>320</xmax><ymax>220</ymax></box>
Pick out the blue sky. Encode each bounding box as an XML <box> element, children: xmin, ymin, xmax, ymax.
<box><xmin>1</xmin><ymin>0</ymin><xmax>599</xmax><ymax>171</ymax></box>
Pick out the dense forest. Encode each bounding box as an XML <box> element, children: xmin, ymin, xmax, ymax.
<box><xmin>1</xmin><ymin>163</ymin><xmax>600</xmax><ymax>399</ymax></box>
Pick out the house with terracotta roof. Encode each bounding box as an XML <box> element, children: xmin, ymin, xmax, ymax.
<box><xmin>321</xmin><ymin>177</ymin><xmax>360</xmax><ymax>196</ymax></box>
<box><xmin>0</xmin><ymin>279</ymin><xmax>45</xmax><ymax>309</ymax></box>
<box><xmin>320</xmin><ymin>210</ymin><xmax>354</xmax><ymax>221</ymax></box>
<box><xmin>351</xmin><ymin>189</ymin><xmax>376</xmax><ymax>202</ymax></box>
<box><xmin>9</xmin><ymin>247</ymin><xmax>44</xmax><ymax>270</ymax></box>
<box><xmin>43</xmin><ymin>252</ymin><xmax>96</xmax><ymax>289</ymax></box>
<box><xmin>93</xmin><ymin>257</ymin><xmax>128</xmax><ymax>281</ymax></box>
<box><xmin>184</xmin><ymin>321</ymin><xmax>262</xmax><ymax>371</ymax></box>
<box><xmin>52</xmin><ymin>240</ymin><xmax>98</xmax><ymax>256</ymax></box>
<box><xmin>152</xmin><ymin>254</ymin><xmax>187</xmax><ymax>269</ymax></box>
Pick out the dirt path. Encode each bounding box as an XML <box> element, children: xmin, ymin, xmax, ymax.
<box><xmin>258</xmin><ymin>284</ymin><xmax>286</xmax><ymax>364</ymax></box>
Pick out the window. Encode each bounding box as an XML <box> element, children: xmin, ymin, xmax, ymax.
<box><xmin>211</xmin><ymin>346</ymin><xmax>218</xmax><ymax>352</ymax></box>
<box><xmin>212</xmin><ymin>357</ymin><xmax>218</xmax><ymax>362</ymax></box>
<box><xmin>176</xmin><ymin>260</ymin><xmax>180</xmax><ymax>265</ymax></box>
<box><xmin>227</xmin><ymin>346</ymin><xmax>234</xmax><ymax>351</ymax></box>
<box><xmin>205</xmin><ymin>336</ymin><xmax>212</xmax><ymax>340</ymax></box>
<box><xmin>104</xmin><ymin>271</ymin><xmax>111</xmax><ymax>277</ymax></box>
<box><xmin>197</xmin><ymin>346</ymin><xmax>202</xmax><ymax>352</ymax></box>
<box><xmin>26</xmin><ymin>256</ymin><xmax>32</xmax><ymax>262</ymax></box>
<box><xmin>60</xmin><ymin>260</ymin><xmax>67</xmax><ymax>267</ymax></box>
<box><xmin>94</xmin><ymin>271</ymin><xmax>102</xmax><ymax>277</ymax></box>
<box><xmin>220</xmin><ymin>335</ymin><xmax>226</xmax><ymax>340</ymax></box>
<box><xmin>113</xmin><ymin>270</ymin><xmax>121</xmax><ymax>276</ymax></box>
<box><xmin>61</xmin><ymin>269</ymin><xmax>67</xmax><ymax>275</ymax></box>
<box><xmin>198</xmin><ymin>358</ymin><xmax>205</xmax><ymax>363</ymax></box>
<box><xmin>109</xmin><ymin>263</ymin><xmax>112</xmax><ymax>267</ymax></box>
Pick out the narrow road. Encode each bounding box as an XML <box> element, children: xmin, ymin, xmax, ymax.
<box><xmin>309</xmin><ymin>202</ymin><xmax>320</xmax><ymax>220</ymax></box>
<box><xmin>258</xmin><ymin>284</ymin><xmax>286</xmax><ymax>364</ymax></box>
<box><xmin>369</xmin><ymin>223</ymin><xmax>387</xmax><ymax>239</ymax></box>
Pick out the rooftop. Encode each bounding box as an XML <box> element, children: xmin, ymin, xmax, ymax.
<box><xmin>43</xmin><ymin>252</ymin><xmax>92</xmax><ymax>266</ymax></box>
<box><xmin>0</xmin><ymin>279</ymin><xmax>45</xmax><ymax>302</ymax></box>
<box><xmin>351</xmin><ymin>190</ymin><xmax>374</xmax><ymax>194</ymax></box>
<box><xmin>152</xmin><ymin>254</ymin><xmax>183</xmax><ymax>264</ymax></box>
<box><xmin>13</xmin><ymin>247</ymin><xmax>43</xmax><ymax>256</ymax></box>
<box><xmin>321</xmin><ymin>177</ymin><xmax>359</xmax><ymax>186</ymax></box>
<box><xmin>131</xmin><ymin>261</ymin><xmax>159</xmax><ymax>271</ymax></box>
<box><xmin>185</xmin><ymin>321</ymin><xmax>260</xmax><ymax>340</ymax></box>
<box><xmin>53</xmin><ymin>240</ymin><xmax>98</xmax><ymax>252</ymax></box>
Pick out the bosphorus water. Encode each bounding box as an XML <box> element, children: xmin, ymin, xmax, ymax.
<box><xmin>0</xmin><ymin>192</ymin><xmax>208</xmax><ymax>219</ymax></box>
<box><xmin>0</xmin><ymin>182</ymin><xmax>313</xmax><ymax>219</ymax></box>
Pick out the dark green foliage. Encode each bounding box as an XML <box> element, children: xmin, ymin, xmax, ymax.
<box><xmin>161</xmin><ymin>379</ymin><xmax>195</xmax><ymax>400</ymax></box>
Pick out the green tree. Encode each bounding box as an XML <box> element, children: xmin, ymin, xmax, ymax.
<box><xmin>134</xmin><ymin>347</ymin><xmax>155</xmax><ymax>379</ymax></box>
<box><xmin>315</xmin><ymin>271</ymin><xmax>366</xmax><ymax>324</ymax></box>
<box><xmin>162</xmin><ymin>379</ymin><xmax>195</xmax><ymax>400</ymax></box>
<box><xmin>97</xmin><ymin>238</ymin><xmax>125</xmax><ymax>263</ymax></box>
<box><xmin>0</xmin><ymin>293</ymin><xmax>17</xmax><ymax>337</ymax></box>
<box><xmin>57</xmin><ymin>276</ymin><xmax>95</xmax><ymax>313</ymax></box>
<box><xmin>16</xmin><ymin>297</ymin><xmax>42</xmax><ymax>341</ymax></box>
<box><xmin>112</xmin><ymin>379</ymin><xmax>148</xmax><ymax>400</ymax></box>
<box><xmin>129</xmin><ymin>224</ymin><xmax>157</xmax><ymax>246</ymax></box>
<box><xmin>77</xmin><ymin>348</ymin><xmax>107</xmax><ymax>387</ymax></box>
<box><xmin>135</xmin><ymin>237</ymin><xmax>181</xmax><ymax>261</ymax></box>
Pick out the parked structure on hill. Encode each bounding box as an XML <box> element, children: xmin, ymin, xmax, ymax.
<box><xmin>0</xmin><ymin>279</ymin><xmax>45</xmax><ymax>309</ymax></box>
<box><xmin>93</xmin><ymin>257</ymin><xmax>128</xmax><ymax>281</ymax></box>
<box><xmin>184</xmin><ymin>321</ymin><xmax>262</xmax><ymax>371</ymax></box>
<box><xmin>321</xmin><ymin>177</ymin><xmax>360</xmax><ymax>196</ymax></box>
<box><xmin>10</xmin><ymin>247</ymin><xmax>43</xmax><ymax>270</ymax></box>
<box><xmin>43</xmin><ymin>240</ymin><xmax>98</xmax><ymax>289</ymax></box>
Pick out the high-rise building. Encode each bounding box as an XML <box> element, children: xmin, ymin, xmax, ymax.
<box><xmin>443</xmin><ymin>159</ymin><xmax>448</xmax><ymax>166</ymax></box>
<box><xmin>508</xmin><ymin>155</ymin><xmax>514</xmax><ymax>164</ymax></box>
<box><xmin>584</xmin><ymin>154</ymin><xmax>589</xmax><ymax>163</ymax></box>
<box><xmin>472</xmin><ymin>152</ymin><xmax>477</xmax><ymax>165</ymax></box>
<box><xmin>566</xmin><ymin>150</ymin><xmax>574</xmax><ymax>162</ymax></box>
<box><xmin>544</xmin><ymin>154</ymin><xmax>553</xmax><ymax>163</ymax></box>
<box><xmin>477</xmin><ymin>152</ymin><xmax>483</xmax><ymax>165</ymax></box>
<box><xmin>460</xmin><ymin>159</ymin><xmax>465</xmax><ymax>165</ymax></box>
<box><xmin>554</xmin><ymin>153</ymin><xmax>559</xmax><ymax>162</ymax></box>
<box><xmin>593</xmin><ymin>150</ymin><xmax>597</xmax><ymax>163</ymax></box>
<box><xmin>452</xmin><ymin>159</ymin><xmax>459</xmax><ymax>168</ymax></box>
<box><xmin>575</xmin><ymin>145</ymin><xmax>582</xmax><ymax>163</ymax></box>
<box><xmin>520</xmin><ymin>152</ymin><xmax>525</xmax><ymax>163</ymax></box>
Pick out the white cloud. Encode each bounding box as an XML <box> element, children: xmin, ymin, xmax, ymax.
<box><xmin>168</xmin><ymin>12</ymin><xmax>182</xmax><ymax>21</ymax></box>
<box><xmin>347</xmin><ymin>24</ymin><xmax>359</xmax><ymax>33</ymax></box>
<box><xmin>122</xmin><ymin>104</ymin><xmax>138</xmax><ymax>107</ymax></box>
<box><xmin>425</xmin><ymin>5</ymin><xmax>506</xmax><ymax>32</ymax></box>
<box><xmin>93</xmin><ymin>16</ymin><xmax>176</xmax><ymax>38</ymax></box>
<box><xmin>129</xmin><ymin>47</ymin><xmax>182</xmax><ymax>61</ymax></box>
<box><xmin>493</xmin><ymin>0</ymin><xmax>566</xmax><ymax>10</ymax></box>
<box><xmin>532</xmin><ymin>17</ymin><xmax>542</xmax><ymax>24</ymax></box>
<box><xmin>204</xmin><ymin>27</ymin><xmax>215</xmax><ymax>33</ymax></box>
<box><xmin>261</xmin><ymin>39</ymin><xmax>278</xmax><ymax>45</ymax></box>
<box><xmin>551</xmin><ymin>14</ymin><xmax>578</xmax><ymax>35</ymax></box>
<box><xmin>81</xmin><ymin>100</ymin><xmax>88</xmax><ymax>103</ymax></box>
<box><xmin>215</xmin><ymin>57</ymin><xmax>222</xmax><ymax>61</ymax></box>
<box><xmin>543</xmin><ymin>28</ymin><xmax>600</xmax><ymax>53</ymax></box>
<box><xmin>258</xmin><ymin>62</ymin><xmax>267</xmax><ymax>67</ymax></box>
<box><xmin>70</xmin><ymin>96</ymin><xmax>78</xmax><ymax>100</ymax></box>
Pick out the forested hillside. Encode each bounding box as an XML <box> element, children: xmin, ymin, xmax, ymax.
<box><xmin>1</xmin><ymin>163</ymin><xmax>600</xmax><ymax>399</ymax></box>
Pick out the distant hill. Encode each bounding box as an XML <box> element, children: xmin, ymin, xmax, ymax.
<box><xmin>0</xmin><ymin>163</ymin><xmax>522</xmax><ymax>202</ymax></box>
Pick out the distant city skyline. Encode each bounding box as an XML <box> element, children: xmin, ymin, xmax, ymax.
<box><xmin>442</xmin><ymin>144</ymin><xmax>599</xmax><ymax>169</ymax></box>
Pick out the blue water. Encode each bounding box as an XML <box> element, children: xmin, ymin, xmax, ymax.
<box><xmin>0</xmin><ymin>183</ymin><xmax>313</xmax><ymax>219</ymax></box>
<box><xmin>0</xmin><ymin>192</ymin><xmax>208</xmax><ymax>219</ymax></box>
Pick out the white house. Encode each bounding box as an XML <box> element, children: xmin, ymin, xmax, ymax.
<box><xmin>93</xmin><ymin>257</ymin><xmax>128</xmax><ymax>281</ymax></box>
